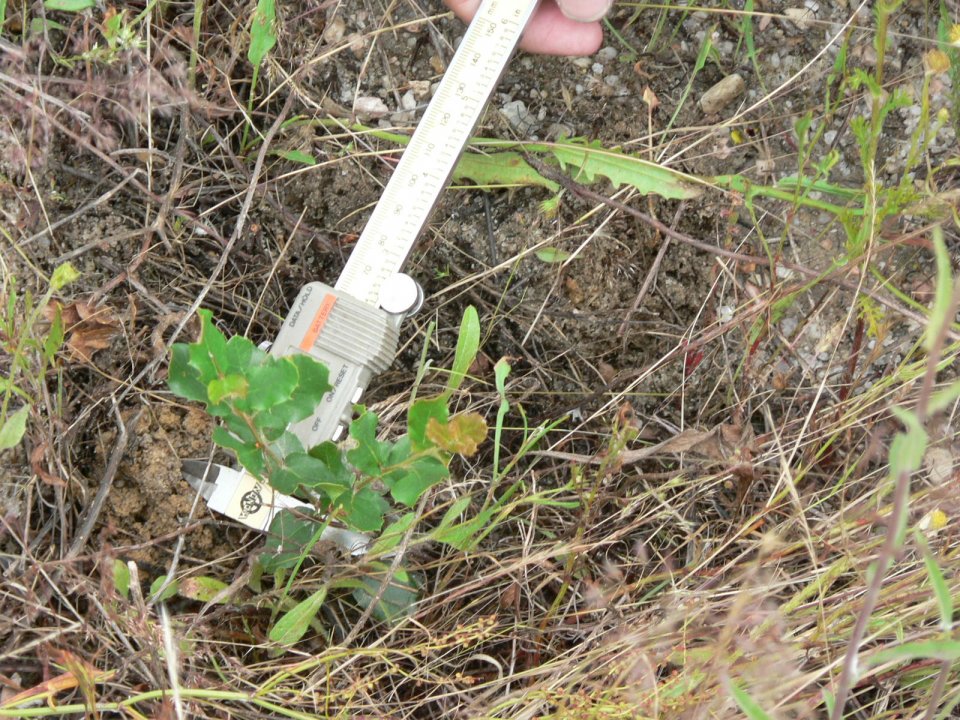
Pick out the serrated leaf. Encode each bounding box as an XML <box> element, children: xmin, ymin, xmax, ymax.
<box><xmin>179</xmin><ymin>576</ymin><xmax>231</xmax><ymax>603</ymax></box>
<box><xmin>446</xmin><ymin>306</ymin><xmax>480</xmax><ymax>397</ymax></box>
<box><xmin>454</xmin><ymin>151</ymin><xmax>559</xmax><ymax>191</ymax></box>
<box><xmin>386</xmin><ymin>455</ymin><xmax>448</xmax><ymax>507</ymax></box>
<box><xmin>275</xmin><ymin>149</ymin><xmax>317</xmax><ymax>165</ymax></box>
<box><xmin>408</xmin><ymin>396</ymin><xmax>448</xmax><ymax>451</ymax></box>
<box><xmin>0</xmin><ymin>405</ymin><xmax>30</xmax><ymax>450</ymax></box>
<box><xmin>149</xmin><ymin>575</ymin><xmax>179</xmax><ymax>602</ymax></box>
<box><xmin>535</xmin><ymin>247</ymin><xmax>572</xmax><ymax>263</ymax></box>
<box><xmin>426</xmin><ymin>413</ymin><xmax>487</xmax><ymax>456</ymax></box>
<box><xmin>112</xmin><ymin>560</ymin><xmax>130</xmax><ymax>599</ymax></box>
<box><xmin>269</xmin><ymin>586</ymin><xmax>327</xmax><ymax>645</ymax></box>
<box><xmin>550</xmin><ymin>139</ymin><xmax>701</xmax><ymax>199</ymax></box>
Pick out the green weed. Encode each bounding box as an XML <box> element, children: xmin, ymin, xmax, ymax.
<box><xmin>168</xmin><ymin>306</ymin><xmax>490</xmax><ymax>639</ymax></box>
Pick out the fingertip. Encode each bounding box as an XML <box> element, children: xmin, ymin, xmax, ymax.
<box><xmin>520</xmin><ymin>5</ymin><xmax>604</xmax><ymax>56</ymax></box>
<box><xmin>557</xmin><ymin>0</ymin><xmax>613</xmax><ymax>23</ymax></box>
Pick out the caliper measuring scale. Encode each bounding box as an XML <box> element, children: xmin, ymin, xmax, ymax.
<box><xmin>268</xmin><ymin>0</ymin><xmax>541</xmax><ymax>448</ymax></box>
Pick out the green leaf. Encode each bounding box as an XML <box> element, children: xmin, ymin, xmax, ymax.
<box><xmin>167</xmin><ymin>344</ymin><xmax>208</xmax><ymax>403</ymax></box>
<box><xmin>197</xmin><ymin>309</ymin><xmax>228</xmax><ymax>373</ymax></box>
<box><xmin>550</xmin><ymin>139</ymin><xmax>701</xmax><ymax>199</ymax></box>
<box><xmin>248</xmin><ymin>0</ymin><xmax>277</xmax><ymax>67</ymax></box>
<box><xmin>351</xmin><ymin>563</ymin><xmax>419</xmax><ymax>623</ymax></box>
<box><xmin>916</xmin><ymin>530</ymin><xmax>953</xmax><ymax>629</ymax></box>
<box><xmin>44</xmin><ymin>0</ymin><xmax>94</xmax><ymax>12</ymax></box>
<box><xmin>370</xmin><ymin>512</ymin><xmax>418</xmax><ymax>555</ymax></box>
<box><xmin>338</xmin><ymin>487</ymin><xmax>389</xmax><ymax>532</ymax></box>
<box><xmin>408</xmin><ymin>396</ymin><xmax>448</xmax><ymax>450</ymax></box>
<box><xmin>273</xmin><ymin>451</ymin><xmax>345</xmax><ymax>497</ymax></box>
<box><xmin>534</xmin><ymin>247</ymin><xmax>572</xmax><ymax>263</ymax></box>
<box><xmin>275</xmin><ymin>149</ymin><xmax>317</xmax><ymax>165</ymax></box>
<box><xmin>43</xmin><ymin>307</ymin><xmax>64</xmax><ymax>362</ymax></box>
<box><xmin>306</xmin><ymin>441</ymin><xmax>354</xmax><ymax>498</ymax></box>
<box><xmin>178</xmin><ymin>576</ymin><xmax>231</xmax><ymax>604</ymax></box>
<box><xmin>929</xmin><ymin>379</ymin><xmax>960</xmax><ymax>415</ymax></box>
<box><xmin>0</xmin><ymin>405</ymin><xmax>30</xmax><ymax>450</ymax></box>
<box><xmin>48</xmin><ymin>260</ymin><xmax>80</xmax><ymax>292</ymax></box>
<box><xmin>454</xmin><ymin>151</ymin><xmax>559</xmax><ymax>191</ymax></box>
<box><xmin>149</xmin><ymin>575</ymin><xmax>179</xmax><ymax>602</ymax></box>
<box><xmin>222</xmin><ymin>335</ymin><xmax>257</xmax><ymax>374</ymax></box>
<box><xmin>269</xmin><ymin>587</ymin><xmax>327</xmax><ymax>645</ymax></box>
<box><xmin>386</xmin><ymin>455</ymin><xmax>448</xmax><ymax>507</ymax></box>
<box><xmin>112</xmin><ymin>560</ymin><xmax>130</xmax><ymax>599</ymax></box>
<box><xmin>864</xmin><ymin>639</ymin><xmax>960</xmax><ymax>668</ymax></box>
<box><xmin>728</xmin><ymin>681</ymin><xmax>774</xmax><ymax>720</ymax></box>
<box><xmin>208</xmin><ymin>374</ymin><xmax>248</xmax><ymax>404</ymax></box>
<box><xmin>347</xmin><ymin>409</ymin><xmax>390</xmax><ymax>475</ymax></box>
<box><xmin>446</xmin><ymin>305</ymin><xmax>480</xmax><ymax>396</ymax></box>
<box><xmin>425</xmin><ymin>413</ymin><xmax>487</xmax><ymax>456</ymax></box>
<box><xmin>241</xmin><ymin>358</ymin><xmax>298</xmax><ymax>411</ymax></box>
<box><xmin>926</xmin><ymin>229</ymin><xmax>954</xmax><ymax>352</ymax></box>
<box><xmin>260</xmin><ymin>510</ymin><xmax>317</xmax><ymax>572</ymax></box>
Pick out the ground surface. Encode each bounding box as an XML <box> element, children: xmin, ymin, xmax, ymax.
<box><xmin>1</xmin><ymin>1</ymin><xmax>960</xmax><ymax>718</ymax></box>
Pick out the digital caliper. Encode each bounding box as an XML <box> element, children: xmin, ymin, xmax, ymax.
<box><xmin>184</xmin><ymin>0</ymin><xmax>540</xmax><ymax>546</ymax></box>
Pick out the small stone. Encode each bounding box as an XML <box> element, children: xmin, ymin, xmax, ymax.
<box><xmin>604</xmin><ymin>75</ymin><xmax>621</xmax><ymax>87</ymax></box>
<box><xmin>545</xmin><ymin>122</ymin><xmax>574</xmax><ymax>139</ymax></box>
<box><xmin>571</xmin><ymin>57</ymin><xmax>593</xmax><ymax>69</ymax></box>
<box><xmin>400</xmin><ymin>90</ymin><xmax>417</xmax><ymax>111</ymax></box>
<box><xmin>780</xmin><ymin>317</ymin><xmax>798</xmax><ymax>336</ymax></box>
<box><xmin>699</xmin><ymin>74</ymin><xmax>745</xmax><ymax>115</ymax></box>
<box><xmin>597</xmin><ymin>46</ymin><xmax>618</xmax><ymax>63</ymax></box>
<box><xmin>324</xmin><ymin>15</ymin><xmax>346</xmax><ymax>44</ymax></box>
<box><xmin>353</xmin><ymin>96</ymin><xmax>389</xmax><ymax>120</ymax></box>
<box><xmin>409</xmin><ymin>80</ymin><xmax>431</xmax><ymax>99</ymax></box>
<box><xmin>500</xmin><ymin>100</ymin><xmax>536</xmax><ymax>134</ymax></box>
<box><xmin>784</xmin><ymin>7</ymin><xmax>815</xmax><ymax>31</ymax></box>
<box><xmin>591</xmin><ymin>62</ymin><xmax>604</xmax><ymax>74</ymax></box>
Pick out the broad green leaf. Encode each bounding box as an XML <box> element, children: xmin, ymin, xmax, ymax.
<box><xmin>269</xmin><ymin>586</ymin><xmax>327</xmax><ymax>645</ymax></box>
<box><xmin>208</xmin><ymin>374</ymin><xmax>248</xmax><ymax>404</ymax></box>
<box><xmin>426</xmin><ymin>413</ymin><xmax>487</xmax><ymax>456</ymax></box>
<box><xmin>197</xmin><ymin>309</ymin><xmax>228</xmax><ymax>371</ymax></box>
<box><xmin>112</xmin><ymin>560</ymin><xmax>131</xmax><ymax>599</ymax></box>
<box><xmin>275</xmin><ymin>149</ymin><xmax>317</xmax><ymax>165</ymax></box>
<box><xmin>149</xmin><ymin>575</ymin><xmax>179</xmax><ymax>602</ymax></box>
<box><xmin>535</xmin><ymin>247</ymin><xmax>572</xmax><ymax>263</ymax></box>
<box><xmin>222</xmin><ymin>335</ymin><xmax>257</xmax><ymax>374</ymax></box>
<box><xmin>241</xmin><ymin>358</ymin><xmax>298</xmax><ymax>411</ymax></box>
<box><xmin>338</xmin><ymin>487</ymin><xmax>389</xmax><ymax>532</ymax></box>
<box><xmin>179</xmin><ymin>576</ymin><xmax>231</xmax><ymax>603</ymax></box>
<box><xmin>44</xmin><ymin>0</ymin><xmax>94</xmax><ymax>13</ymax></box>
<box><xmin>273</xmin><ymin>450</ymin><xmax>343</xmax><ymax>497</ymax></box>
<box><xmin>0</xmin><ymin>405</ymin><xmax>30</xmax><ymax>450</ymax></box>
<box><xmin>407</xmin><ymin>396</ymin><xmax>448</xmax><ymax>450</ymax></box>
<box><xmin>347</xmin><ymin>409</ymin><xmax>390</xmax><ymax>475</ymax></box>
<box><xmin>370</xmin><ymin>512</ymin><xmax>418</xmax><ymax>555</ymax></box>
<box><xmin>261</xmin><ymin>510</ymin><xmax>317</xmax><ymax>572</ymax></box>
<box><xmin>167</xmin><ymin>344</ymin><xmax>207</xmax><ymax>402</ymax></box>
<box><xmin>351</xmin><ymin>563</ymin><xmax>419</xmax><ymax>623</ymax></box>
<box><xmin>248</xmin><ymin>0</ymin><xmax>277</xmax><ymax>67</ymax></box>
<box><xmin>307</xmin><ymin>441</ymin><xmax>354</xmax><ymax>498</ymax></box>
<box><xmin>728</xmin><ymin>682</ymin><xmax>774</xmax><ymax>720</ymax></box>
<box><xmin>386</xmin><ymin>455</ymin><xmax>448</xmax><ymax>507</ymax></box>
<box><xmin>929</xmin><ymin>379</ymin><xmax>960</xmax><ymax>416</ymax></box>
<box><xmin>435</xmin><ymin>496</ymin><xmax>473</xmax><ymax>533</ymax></box>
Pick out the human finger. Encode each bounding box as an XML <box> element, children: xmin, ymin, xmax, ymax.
<box><xmin>557</xmin><ymin>0</ymin><xmax>613</xmax><ymax>23</ymax></box>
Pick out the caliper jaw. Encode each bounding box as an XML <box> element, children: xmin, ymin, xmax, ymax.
<box><xmin>269</xmin><ymin>275</ymin><xmax>421</xmax><ymax>446</ymax></box>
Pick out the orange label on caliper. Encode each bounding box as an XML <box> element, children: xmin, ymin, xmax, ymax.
<box><xmin>299</xmin><ymin>294</ymin><xmax>337</xmax><ymax>351</ymax></box>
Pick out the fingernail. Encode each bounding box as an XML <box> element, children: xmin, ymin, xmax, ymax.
<box><xmin>557</xmin><ymin>0</ymin><xmax>613</xmax><ymax>23</ymax></box>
